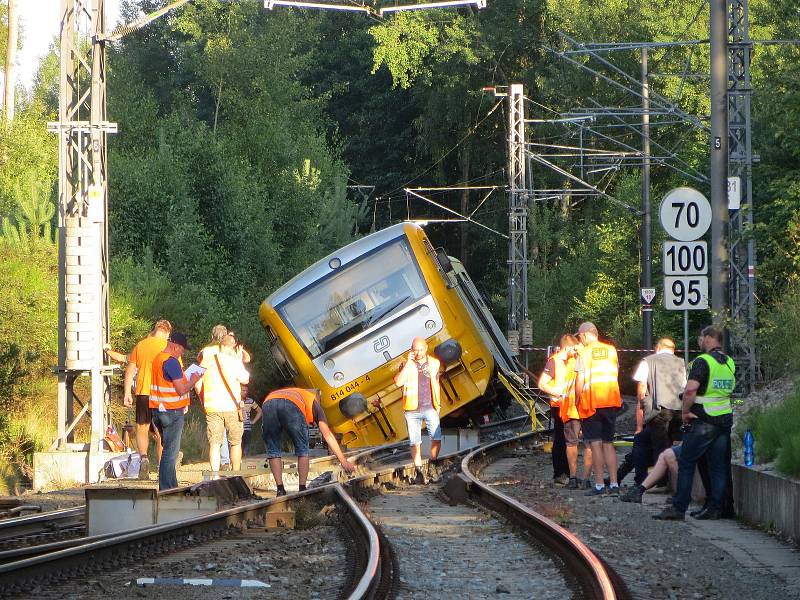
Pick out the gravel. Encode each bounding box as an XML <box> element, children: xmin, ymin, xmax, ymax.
<box><xmin>368</xmin><ymin>482</ymin><xmax>574</xmax><ymax>599</ymax></box>
<box><xmin>484</xmin><ymin>447</ymin><xmax>800</xmax><ymax>600</ymax></box>
<box><xmin>20</xmin><ymin>517</ymin><xmax>347</xmax><ymax>599</ymax></box>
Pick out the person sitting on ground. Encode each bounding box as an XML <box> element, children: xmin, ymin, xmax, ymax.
<box><xmin>620</xmin><ymin>444</ymin><xmax>682</xmax><ymax>503</ymax></box>
<box><xmin>261</xmin><ymin>387</ymin><xmax>355</xmax><ymax>496</ymax></box>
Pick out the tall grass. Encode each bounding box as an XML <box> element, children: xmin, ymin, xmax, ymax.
<box><xmin>0</xmin><ymin>410</ymin><xmax>57</xmax><ymax>494</ymax></box>
<box><xmin>744</xmin><ymin>385</ymin><xmax>800</xmax><ymax>478</ymax></box>
<box><xmin>758</xmin><ymin>279</ymin><xmax>800</xmax><ymax>379</ymax></box>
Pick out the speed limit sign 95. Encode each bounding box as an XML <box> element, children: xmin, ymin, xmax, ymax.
<box><xmin>664</xmin><ymin>276</ymin><xmax>709</xmax><ymax>310</ymax></box>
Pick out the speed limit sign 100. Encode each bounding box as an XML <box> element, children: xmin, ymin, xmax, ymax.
<box><xmin>659</xmin><ymin>187</ymin><xmax>712</xmax><ymax>241</ymax></box>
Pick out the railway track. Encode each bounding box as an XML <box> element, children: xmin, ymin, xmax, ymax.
<box><xmin>0</xmin><ymin>451</ymin><xmax>358</xmax><ymax>555</ymax></box>
<box><xmin>0</xmin><ymin>424</ymin><xmax>628</xmax><ymax>599</ymax></box>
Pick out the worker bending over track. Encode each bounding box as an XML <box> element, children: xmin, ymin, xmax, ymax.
<box><xmin>261</xmin><ymin>387</ymin><xmax>355</xmax><ymax>496</ymax></box>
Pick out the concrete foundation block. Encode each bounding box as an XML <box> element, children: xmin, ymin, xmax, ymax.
<box><xmin>732</xmin><ymin>463</ymin><xmax>800</xmax><ymax>542</ymax></box>
<box><xmin>33</xmin><ymin>451</ymin><xmax>89</xmax><ymax>491</ymax></box>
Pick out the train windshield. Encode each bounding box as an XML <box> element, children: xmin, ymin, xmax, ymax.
<box><xmin>278</xmin><ymin>238</ymin><xmax>429</xmax><ymax>358</ymax></box>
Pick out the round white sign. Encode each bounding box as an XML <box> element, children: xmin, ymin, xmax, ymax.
<box><xmin>659</xmin><ymin>187</ymin><xmax>712</xmax><ymax>241</ymax></box>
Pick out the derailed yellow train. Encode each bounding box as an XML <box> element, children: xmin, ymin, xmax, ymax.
<box><xmin>259</xmin><ymin>222</ymin><xmax>520</xmax><ymax>447</ymax></box>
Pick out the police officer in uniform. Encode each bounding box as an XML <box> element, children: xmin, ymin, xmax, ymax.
<box><xmin>655</xmin><ymin>326</ymin><xmax>735</xmax><ymax>520</ymax></box>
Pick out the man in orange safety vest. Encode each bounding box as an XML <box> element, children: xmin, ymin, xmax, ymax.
<box><xmin>574</xmin><ymin>322</ymin><xmax>622</xmax><ymax>496</ymax></box>
<box><xmin>149</xmin><ymin>332</ymin><xmax>202</xmax><ymax>490</ymax></box>
<box><xmin>539</xmin><ymin>334</ymin><xmax>594</xmax><ymax>489</ymax></box>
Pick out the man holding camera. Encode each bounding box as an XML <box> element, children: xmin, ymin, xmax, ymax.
<box><xmin>539</xmin><ymin>334</ymin><xmax>585</xmax><ymax>487</ymax></box>
<box><xmin>655</xmin><ymin>326</ymin><xmax>735</xmax><ymax>521</ymax></box>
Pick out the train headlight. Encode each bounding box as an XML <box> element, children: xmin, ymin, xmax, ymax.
<box><xmin>425</xmin><ymin>320</ymin><xmax>436</xmax><ymax>330</ymax></box>
<box><xmin>333</xmin><ymin>371</ymin><xmax>345</xmax><ymax>382</ymax></box>
<box><xmin>339</xmin><ymin>393</ymin><xmax>367</xmax><ymax>418</ymax></box>
<box><xmin>324</xmin><ymin>359</ymin><xmax>335</xmax><ymax>370</ymax></box>
<box><xmin>328</xmin><ymin>257</ymin><xmax>342</xmax><ymax>269</ymax></box>
<box><xmin>434</xmin><ymin>339</ymin><xmax>462</xmax><ymax>365</ymax></box>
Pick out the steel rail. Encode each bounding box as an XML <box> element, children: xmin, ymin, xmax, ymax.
<box><xmin>0</xmin><ymin>507</ymin><xmax>84</xmax><ymax>542</ymax></box>
<box><xmin>0</xmin><ymin>451</ymin><xmax>354</xmax><ymax>550</ymax></box>
<box><xmin>459</xmin><ymin>432</ymin><xmax>630</xmax><ymax>600</ymax></box>
<box><xmin>0</xmin><ymin>425</ymin><xmax>626</xmax><ymax>599</ymax></box>
<box><xmin>0</xmin><ymin>483</ymin><xmax>380</xmax><ymax>600</ymax></box>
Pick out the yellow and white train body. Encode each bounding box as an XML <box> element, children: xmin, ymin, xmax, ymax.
<box><xmin>259</xmin><ymin>222</ymin><xmax>518</xmax><ymax>448</ymax></box>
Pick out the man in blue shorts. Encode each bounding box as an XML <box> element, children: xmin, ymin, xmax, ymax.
<box><xmin>261</xmin><ymin>387</ymin><xmax>354</xmax><ymax>496</ymax></box>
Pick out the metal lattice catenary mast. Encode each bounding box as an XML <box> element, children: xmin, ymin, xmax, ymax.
<box><xmin>46</xmin><ymin>0</ymin><xmax>116</xmax><ymax>484</ymax></box>
<box><xmin>727</xmin><ymin>0</ymin><xmax>758</xmax><ymax>394</ymax></box>
<box><xmin>506</xmin><ymin>84</ymin><xmax>528</xmax><ymax>352</ymax></box>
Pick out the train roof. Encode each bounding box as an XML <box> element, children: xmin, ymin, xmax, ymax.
<box><xmin>265</xmin><ymin>222</ymin><xmax>420</xmax><ymax>307</ymax></box>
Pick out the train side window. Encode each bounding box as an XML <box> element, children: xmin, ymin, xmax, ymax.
<box><xmin>270</xmin><ymin>340</ymin><xmax>297</xmax><ymax>380</ymax></box>
<box><xmin>435</xmin><ymin>248</ymin><xmax>454</xmax><ymax>273</ymax></box>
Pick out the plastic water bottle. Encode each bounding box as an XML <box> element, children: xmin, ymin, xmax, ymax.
<box><xmin>743</xmin><ymin>430</ymin><xmax>754</xmax><ymax>467</ymax></box>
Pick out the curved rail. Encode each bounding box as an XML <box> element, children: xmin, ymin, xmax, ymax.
<box><xmin>459</xmin><ymin>432</ymin><xmax>629</xmax><ymax>600</ymax></box>
<box><xmin>0</xmin><ymin>482</ymin><xmax>381</xmax><ymax>600</ymax></box>
<box><xmin>0</xmin><ymin>430</ymin><xmax>628</xmax><ymax>600</ymax></box>
<box><xmin>0</xmin><ymin>451</ymin><xmax>356</xmax><ymax>553</ymax></box>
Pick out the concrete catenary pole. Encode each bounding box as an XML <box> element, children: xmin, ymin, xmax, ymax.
<box><xmin>641</xmin><ymin>47</ymin><xmax>653</xmax><ymax>350</ymax></box>
<box><xmin>3</xmin><ymin>0</ymin><xmax>18</xmax><ymax>123</ymax></box>
<box><xmin>710</xmin><ymin>0</ymin><xmax>729</xmax><ymax>332</ymax></box>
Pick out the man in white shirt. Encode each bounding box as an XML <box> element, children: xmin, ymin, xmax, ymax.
<box><xmin>199</xmin><ymin>334</ymin><xmax>250</xmax><ymax>473</ymax></box>
<box><xmin>628</xmin><ymin>337</ymin><xmax>687</xmax><ymax>485</ymax></box>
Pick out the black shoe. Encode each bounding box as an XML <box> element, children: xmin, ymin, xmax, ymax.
<box><xmin>607</xmin><ymin>485</ymin><xmax>621</xmax><ymax>496</ymax></box>
<box><xmin>553</xmin><ymin>474</ymin><xmax>570</xmax><ymax>486</ymax></box>
<box><xmin>653</xmin><ymin>506</ymin><xmax>685</xmax><ymax>520</ymax></box>
<box><xmin>693</xmin><ymin>508</ymin><xmax>721</xmax><ymax>520</ymax></box>
<box><xmin>581</xmin><ymin>479</ymin><xmax>593</xmax><ymax>490</ymax></box>
<box><xmin>620</xmin><ymin>485</ymin><xmax>645</xmax><ymax>503</ymax></box>
<box><xmin>275</xmin><ymin>488</ymin><xmax>287</xmax><ymax>497</ymax></box>
<box><xmin>566</xmin><ymin>477</ymin><xmax>580</xmax><ymax>489</ymax></box>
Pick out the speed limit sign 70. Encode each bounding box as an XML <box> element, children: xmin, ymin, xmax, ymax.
<box><xmin>664</xmin><ymin>276</ymin><xmax>709</xmax><ymax>310</ymax></box>
<box><xmin>659</xmin><ymin>187</ymin><xmax>712</xmax><ymax>241</ymax></box>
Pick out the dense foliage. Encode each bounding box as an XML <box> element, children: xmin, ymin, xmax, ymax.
<box><xmin>0</xmin><ymin>0</ymin><xmax>799</xmax><ymax>485</ymax></box>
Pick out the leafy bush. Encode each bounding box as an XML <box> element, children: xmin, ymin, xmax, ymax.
<box><xmin>758</xmin><ymin>278</ymin><xmax>800</xmax><ymax>379</ymax></box>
